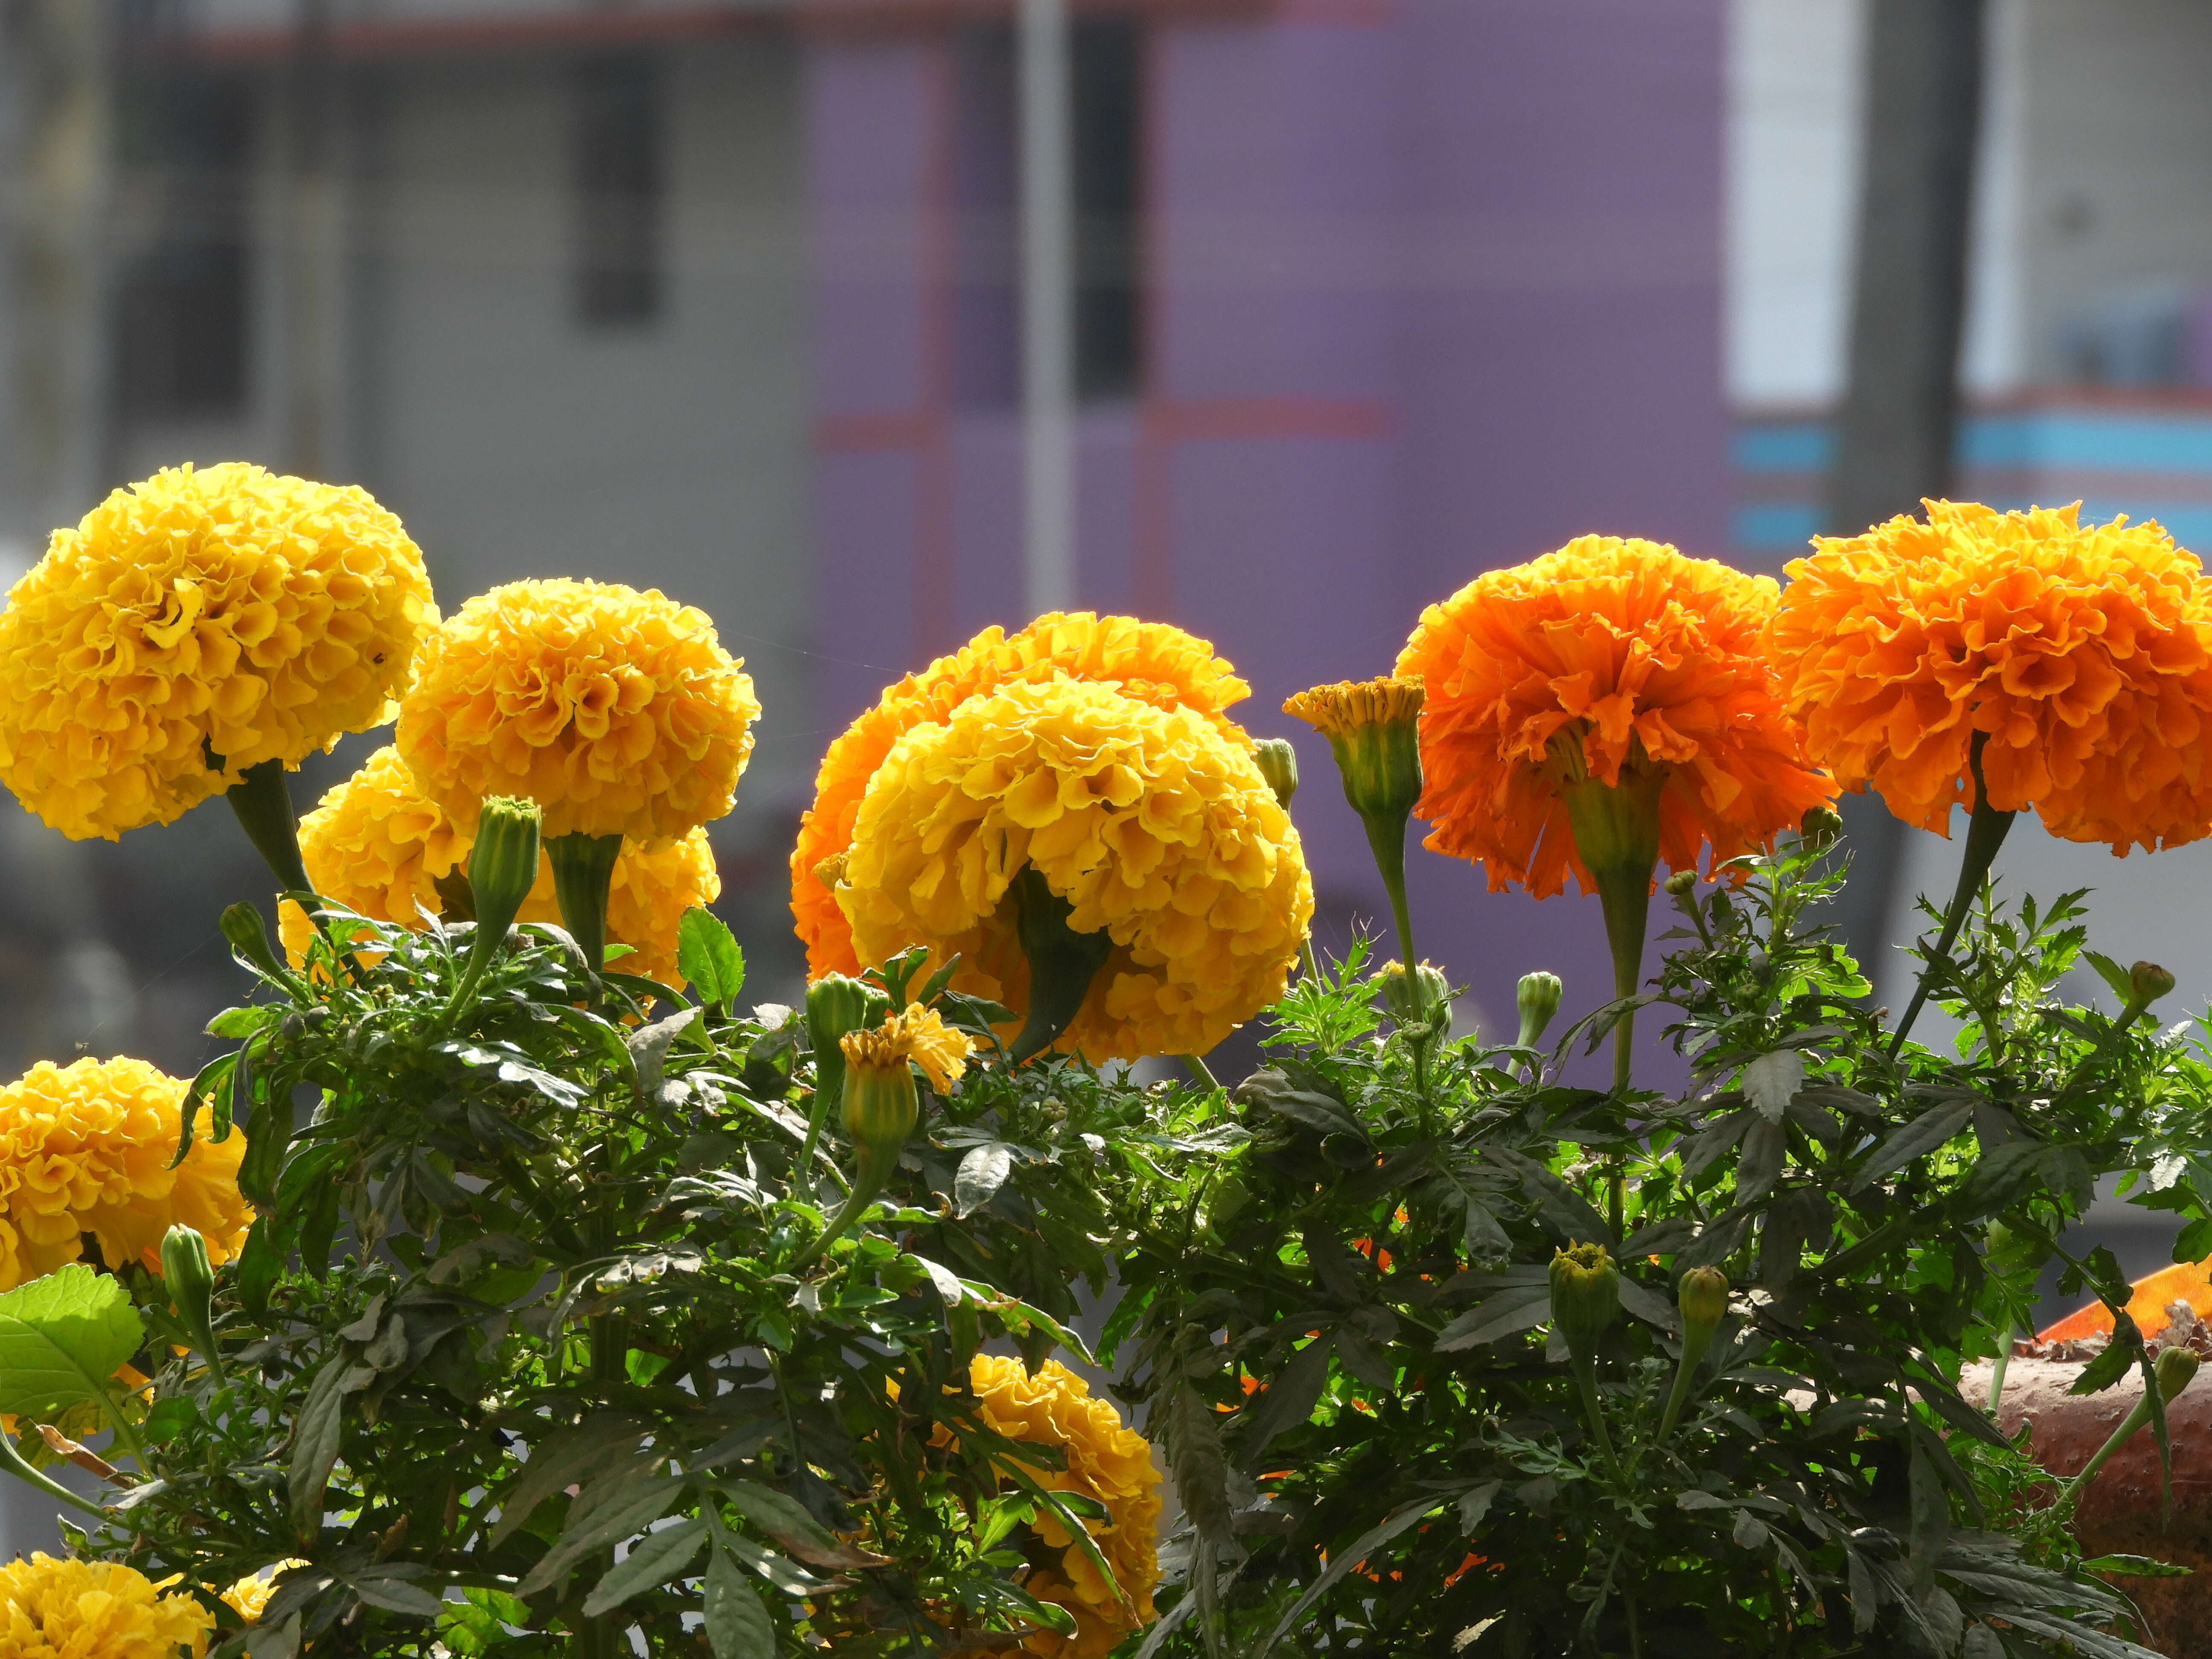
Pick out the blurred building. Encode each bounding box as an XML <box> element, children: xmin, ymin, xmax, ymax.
<box><xmin>1731</xmin><ymin>0</ymin><xmax>2212</xmax><ymax>1025</ymax></box>
<box><xmin>0</xmin><ymin>0</ymin><xmax>1732</xmax><ymax>1074</ymax></box>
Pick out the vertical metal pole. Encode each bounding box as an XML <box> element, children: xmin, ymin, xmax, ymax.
<box><xmin>1822</xmin><ymin>0</ymin><xmax>1986</xmax><ymax>969</ymax></box>
<box><xmin>282</xmin><ymin>0</ymin><xmax>338</xmax><ymax>478</ymax></box>
<box><xmin>1019</xmin><ymin>0</ymin><xmax>1075</xmax><ymax>618</ymax></box>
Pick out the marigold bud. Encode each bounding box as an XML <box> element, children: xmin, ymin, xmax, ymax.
<box><xmin>1663</xmin><ymin>870</ymin><xmax>1697</xmax><ymax>898</ymax></box>
<box><xmin>2157</xmin><ymin>1344</ymin><xmax>2200</xmax><ymax>1402</ymax></box>
<box><xmin>467</xmin><ymin>796</ymin><xmax>543</xmax><ymax>945</ymax></box>
<box><xmin>160</xmin><ymin>1224</ymin><xmax>222</xmax><ymax>1371</ymax></box>
<box><xmin>1677</xmin><ymin>1265</ymin><xmax>1729</xmax><ymax>1333</ymax></box>
<box><xmin>1549</xmin><ymin>1241</ymin><xmax>1619</xmax><ymax>1355</ymax></box>
<box><xmin>840</xmin><ymin>1040</ymin><xmax>920</xmax><ymax>1165</ymax></box>
<box><xmin>2131</xmin><ymin>961</ymin><xmax>2177</xmax><ymax>1007</ymax></box>
<box><xmin>1515</xmin><ymin>971</ymin><xmax>1563</xmax><ymax>1050</ymax></box>
<box><xmin>1378</xmin><ymin>960</ymin><xmax>1449</xmax><ymax>1030</ymax></box>
<box><xmin>1281</xmin><ymin>677</ymin><xmax>1424</xmax><ymax>827</ymax></box>
<box><xmin>1800</xmin><ymin>804</ymin><xmax>1844</xmax><ymax>850</ymax></box>
<box><xmin>1253</xmin><ymin>738</ymin><xmax>1300</xmax><ymax>811</ymax></box>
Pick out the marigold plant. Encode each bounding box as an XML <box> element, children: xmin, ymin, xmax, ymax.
<box><xmin>0</xmin><ymin>1057</ymin><xmax>252</xmax><ymax>1289</ymax></box>
<box><xmin>0</xmin><ymin>1553</ymin><xmax>214</xmax><ymax>1656</ymax></box>
<box><xmin>0</xmin><ymin>462</ymin><xmax>434</xmax><ymax>840</ymax></box>
<box><xmin>829</xmin><ymin>676</ymin><xmax>1311</xmax><ymax>1060</ymax></box>
<box><xmin>396</xmin><ymin>577</ymin><xmax>758</xmax><ymax>846</ymax></box>
<box><xmin>956</xmin><ymin>1355</ymin><xmax>1161</xmax><ymax>1659</ymax></box>
<box><xmin>1767</xmin><ymin>499</ymin><xmax>2212</xmax><ymax>850</ymax></box>
<box><xmin>793</xmin><ymin>611</ymin><xmax>1253</xmax><ymax>978</ymax></box>
<box><xmin>1398</xmin><ymin>534</ymin><xmax>1835</xmax><ymax>899</ymax></box>
<box><xmin>279</xmin><ymin>745</ymin><xmax>721</xmax><ymax>987</ymax></box>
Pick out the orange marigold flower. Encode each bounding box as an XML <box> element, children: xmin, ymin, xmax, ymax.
<box><xmin>0</xmin><ymin>1057</ymin><xmax>253</xmax><ymax>1290</ymax></box>
<box><xmin>396</xmin><ymin>578</ymin><xmax>758</xmax><ymax>847</ymax></box>
<box><xmin>0</xmin><ymin>462</ymin><xmax>434</xmax><ymax>840</ymax></box>
<box><xmin>280</xmin><ymin>746</ymin><xmax>720</xmax><ymax>987</ymax></box>
<box><xmin>1767</xmin><ymin>500</ymin><xmax>2212</xmax><ymax>850</ymax></box>
<box><xmin>791</xmin><ymin>612</ymin><xmax>1252</xmax><ymax>977</ymax></box>
<box><xmin>1397</xmin><ymin>535</ymin><xmax>1836</xmax><ymax>897</ymax></box>
<box><xmin>830</xmin><ymin>676</ymin><xmax>1310</xmax><ymax>1062</ymax></box>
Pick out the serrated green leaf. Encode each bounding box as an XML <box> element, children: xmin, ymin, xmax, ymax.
<box><xmin>702</xmin><ymin>1546</ymin><xmax>775</xmax><ymax>1659</ymax></box>
<box><xmin>678</xmin><ymin>909</ymin><xmax>745</xmax><ymax>1008</ymax></box>
<box><xmin>582</xmin><ymin>1516</ymin><xmax>707</xmax><ymax>1615</ymax></box>
<box><xmin>0</xmin><ymin>1264</ymin><xmax>144</xmax><ymax>1423</ymax></box>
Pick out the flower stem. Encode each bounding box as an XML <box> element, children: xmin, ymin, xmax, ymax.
<box><xmin>1655</xmin><ymin>1320</ymin><xmax>1720</xmax><ymax>1444</ymax></box>
<box><xmin>1007</xmin><ymin>867</ymin><xmax>1113</xmax><ymax>1063</ymax></box>
<box><xmin>1889</xmin><ymin>732</ymin><xmax>2017</xmax><ymax>1056</ymax></box>
<box><xmin>1180</xmin><ymin>1053</ymin><xmax>1219</xmax><ymax>1090</ymax></box>
<box><xmin>547</xmin><ymin>831</ymin><xmax>623</xmax><ymax>972</ymax></box>
<box><xmin>0</xmin><ymin>1429</ymin><xmax>109</xmax><ymax>1522</ymax></box>
<box><xmin>1987</xmin><ymin>1321</ymin><xmax>2014</xmax><ymax>1413</ymax></box>
<box><xmin>1363</xmin><ymin>812</ymin><xmax>1435</xmax><ymax>1104</ymax></box>
<box><xmin>1571</xmin><ymin>1352</ymin><xmax>1626</xmax><ymax>1484</ymax></box>
<box><xmin>225</xmin><ymin>759</ymin><xmax>313</xmax><ymax>897</ymax></box>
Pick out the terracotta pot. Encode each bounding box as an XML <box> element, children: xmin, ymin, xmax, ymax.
<box><xmin>1961</xmin><ymin>1356</ymin><xmax>2212</xmax><ymax>1656</ymax></box>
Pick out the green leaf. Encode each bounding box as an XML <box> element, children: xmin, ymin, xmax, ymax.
<box><xmin>702</xmin><ymin>1546</ymin><xmax>775</xmax><ymax>1659</ymax></box>
<box><xmin>1256</xmin><ymin>1497</ymin><xmax>1446</xmax><ymax>1656</ymax></box>
<box><xmin>954</xmin><ymin>1143</ymin><xmax>1014</xmax><ymax>1219</ymax></box>
<box><xmin>1851</xmin><ymin>1101</ymin><xmax>1975</xmax><ymax>1192</ymax></box>
<box><xmin>1434</xmin><ymin>1286</ymin><xmax>1551</xmax><ymax>1352</ymax></box>
<box><xmin>2079</xmin><ymin>1553</ymin><xmax>2192</xmax><ymax>1577</ymax></box>
<box><xmin>582</xmin><ymin>1516</ymin><xmax>707</xmax><ymax>1615</ymax></box>
<box><xmin>288</xmin><ymin>1361</ymin><xmax>372</xmax><ymax>1536</ymax></box>
<box><xmin>2068</xmin><ymin>1312</ymin><xmax>2144</xmax><ymax>1396</ymax></box>
<box><xmin>2083</xmin><ymin>951</ymin><xmax>2137</xmax><ymax>1004</ymax></box>
<box><xmin>0</xmin><ymin>1264</ymin><xmax>144</xmax><ymax>1422</ymax></box>
<box><xmin>520</xmin><ymin>1473</ymin><xmax>685</xmax><ymax>1594</ymax></box>
<box><xmin>678</xmin><ymin>909</ymin><xmax>745</xmax><ymax>1008</ymax></box>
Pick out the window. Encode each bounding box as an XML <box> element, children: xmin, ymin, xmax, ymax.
<box><xmin>573</xmin><ymin>54</ymin><xmax>664</xmax><ymax>329</ymax></box>
<box><xmin>947</xmin><ymin>17</ymin><xmax>1145</xmax><ymax>407</ymax></box>
<box><xmin>112</xmin><ymin>72</ymin><xmax>253</xmax><ymax>422</ymax></box>
<box><xmin>1071</xmin><ymin>17</ymin><xmax>1142</xmax><ymax>401</ymax></box>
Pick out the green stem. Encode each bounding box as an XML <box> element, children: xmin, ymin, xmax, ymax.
<box><xmin>1007</xmin><ymin>867</ymin><xmax>1113</xmax><ymax>1064</ymax></box>
<box><xmin>1363</xmin><ymin>811</ymin><xmax>1436</xmax><ymax>1106</ymax></box>
<box><xmin>1571</xmin><ymin>1353</ymin><xmax>1626</xmax><ymax>1484</ymax></box>
<box><xmin>225</xmin><ymin>759</ymin><xmax>313</xmax><ymax>897</ymax></box>
<box><xmin>1180</xmin><ymin>1053</ymin><xmax>1220</xmax><ymax>1090</ymax></box>
<box><xmin>790</xmin><ymin>1141</ymin><xmax>902</xmax><ymax>1272</ymax></box>
<box><xmin>547</xmin><ymin>831</ymin><xmax>623</xmax><ymax>972</ymax></box>
<box><xmin>1988</xmin><ymin>1322</ymin><xmax>2014</xmax><ymax>1414</ymax></box>
<box><xmin>2060</xmin><ymin>1393</ymin><xmax>2158</xmax><ymax>1514</ymax></box>
<box><xmin>1301</xmin><ymin>937</ymin><xmax>1323</xmax><ymax>986</ymax></box>
<box><xmin>1655</xmin><ymin>1322</ymin><xmax>1720</xmax><ymax>1443</ymax></box>
<box><xmin>0</xmin><ymin>1430</ymin><xmax>110</xmax><ymax>1522</ymax></box>
<box><xmin>1889</xmin><ymin>732</ymin><xmax>2017</xmax><ymax>1056</ymax></box>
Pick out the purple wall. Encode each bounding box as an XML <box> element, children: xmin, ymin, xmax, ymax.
<box><xmin>806</xmin><ymin>0</ymin><xmax>1729</xmax><ymax>1075</ymax></box>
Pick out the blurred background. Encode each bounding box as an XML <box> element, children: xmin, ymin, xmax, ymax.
<box><xmin>2</xmin><ymin>0</ymin><xmax>2211</xmax><ymax>1285</ymax></box>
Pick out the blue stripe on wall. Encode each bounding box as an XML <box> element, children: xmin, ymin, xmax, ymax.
<box><xmin>1734</xmin><ymin>503</ymin><xmax>1821</xmax><ymax>552</ymax></box>
<box><xmin>1738</xmin><ymin>410</ymin><xmax>2212</xmax><ymax>476</ymax></box>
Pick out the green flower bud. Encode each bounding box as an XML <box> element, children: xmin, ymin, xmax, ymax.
<box><xmin>467</xmin><ymin>797</ymin><xmax>543</xmax><ymax>945</ymax></box>
<box><xmin>1253</xmin><ymin>738</ymin><xmax>1300</xmax><ymax>811</ymax></box>
<box><xmin>1281</xmin><ymin>678</ymin><xmax>1424</xmax><ymax>827</ymax></box>
<box><xmin>2132</xmin><ymin>961</ymin><xmax>2177</xmax><ymax>1007</ymax></box>
<box><xmin>1800</xmin><ymin>805</ymin><xmax>1844</xmax><ymax>851</ymax></box>
<box><xmin>1662</xmin><ymin>870</ymin><xmax>1697</xmax><ymax>898</ymax></box>
<box><xmin>1549</xmin><ymin>1241</ymin><xmax>1620</xmax><ymax>1356</ymax></box>
<box><xmin>1515</xmin><ymin>971</ymin><xmax>1563</xmax><ymax>1050</ymax></box>
<box><xmin>2157</xmin><ymin>1344</ymin><xmax>2200</xmax><ymax>1403</ymax></box>
<box><xmin>1377</xmin><ymin>960</ymin><xmax>1450</xmax><ymax>1030</ymax></box>
<box><xmin>841</xmin><ymin>1030</ymin><xmax>921</xmax><ymax>1165</ymax></box>
<box><xmin>806</xmin><ymin>973</ymin><xmax>875</xmax><ymax>1095</ymax></box>
<box><xmin>160</xmin><ymin>1224</ymin><xmax>223</xmax><ymax>1375</ymax></box>
<box><xmin>1677</xmin><ymin>1266</ymin><xmax>1729</xmax><ymax>1334</ymax></box>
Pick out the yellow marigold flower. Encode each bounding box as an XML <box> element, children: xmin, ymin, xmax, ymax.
<box><xmin>1397</xmin><ymin>536</ymin><xmax>1837</xmax><ymax>898</ymax></box>
<box><xmin>832</xmin><ymin>677</ymin><xmax>1311</xmax><ymax>1061</ymax></box>
<box><xmin>841</xmin><ymin>1004</ymin><xmax>975</xmax><ymax>1096</ymax></box>
<box><xmin>959</xmin><ymin>1356</ymin><xmax>1161</xmax><ymax>1659</ymax></box>
<box><xmin>0</xmin><ymin>1058</ymin><xmax>253</xmax><ymax>1289</ymax></box>
<box><xmin>279</xmin><ymin>746</ymin><xmax>721</xmax><ymax>987</ymax></box>
<box><xmin>1767</xmin><ymin>500</ymin><xmax>2212</xmax><ymax>850</ymax></box>
<box><xmin>218</xmin><ymin>1561</ymin><xmax>307</xmax><ymax>1626</ymax></box>
<box><xmin>396</xmin><ymin>578</ymin><xmax>758</xmax><ymax>846</ymax></box>
<box><xmin>0</xmin><ymin>462</ymin><xmax>434</xmax><ymax>841</ymax></box>
<box><xmin>792</xmin><ymin>612</ymin><xmax>1253</xmax><ymax>978</ymax></box>
<box><xmin>0</xmin><ymin>1553</ymin><xmax>215</xmax><ymax>1656</ymax></box>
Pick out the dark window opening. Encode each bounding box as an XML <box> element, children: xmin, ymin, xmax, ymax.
<box><xmin>949</xmin><ymin>23</ymin><xmax>1021</xmax><ymax>409</ymax></box>
<box><xmin>112</xmin><ymin>72</ymin><xmax>253</xmax><ymax>423</ymax></box>
<box><xmin>573</xmin><ymin>54</ymin><xmax>664</xmax><ymax>329</ymax></box>
<box><xmin>1071</xmin><ymin>17</ymin><xmax>1142</xmax><ymax>402</ymax></box>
